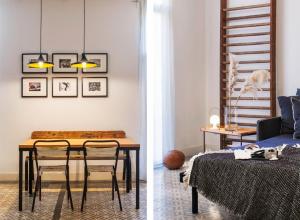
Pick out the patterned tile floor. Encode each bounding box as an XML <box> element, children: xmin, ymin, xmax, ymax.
<box><xmin>0</xmin><ymin>180</ymin><xmax>146</xmax><ymax>220</ymax></box>
<box><xmin>154</xmin><ymin>167</ymin><xmax>241</xmax><ymax>220</ymax></box>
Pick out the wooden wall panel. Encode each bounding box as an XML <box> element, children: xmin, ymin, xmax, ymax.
<box><xmin>220</xmin><ymin>0</ymin><xmax>276</xmax><ymax>146</ymax></box>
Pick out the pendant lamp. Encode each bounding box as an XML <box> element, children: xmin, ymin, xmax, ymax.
<box><xmin>27</xmin><ymin>0</ymin><xmax>53</xmax><ymax>68</ymax></box>
<box><xmin>71</xmin><ymin>0</ymin><xmax>97</xmax><ymax>69</ymax></box>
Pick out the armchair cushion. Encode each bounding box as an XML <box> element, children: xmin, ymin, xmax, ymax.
<box><xmin>256</xmin><ymin>134</ymin><xmax>298</xmax><ymax>148</ymax></box>
<box><xmin>278</xmin><ymin>96</ymin><xmax>295</xmax><ymax>134</ymax></box>
<box><xmin>257</xmin><ymin>117</ymin><xmax>282</xmax><ymax>141</ymax></box>
<box><xmin>292</xmin><ymin>97</ymin><xmax>300</xmax><ymax>139</ymax></box>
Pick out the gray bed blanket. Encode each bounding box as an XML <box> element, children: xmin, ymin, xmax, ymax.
<box><xmin>189</xmin><ymin>146</ymin><xmax>300</xmax><ymax>220</ymax></box>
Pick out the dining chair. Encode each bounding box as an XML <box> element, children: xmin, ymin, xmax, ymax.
<box><xmin>31</xmin><ymin>140</ymin><xmax>74</xmax><ymax>212</ymax></box>
<box><xmin>81</xmin><ymin>140</ymin><xmax>122</xmax><ymax>211</ymax></box>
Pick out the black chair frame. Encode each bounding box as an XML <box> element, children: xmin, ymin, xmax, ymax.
<box><xmin>81</xmin><ymin>140</ymin><xmax>122</xmax><ymax>212</ymax></box>
<box><xmin>31</xmin><ymin>140</ymin><xmax>74</xmax><ymax>212</ymax></box>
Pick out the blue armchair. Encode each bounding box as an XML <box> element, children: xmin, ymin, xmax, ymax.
<box><xmin>256</xmin><ymin>117</ymin><xmax>300</xmax><ymax>147</ymax></box>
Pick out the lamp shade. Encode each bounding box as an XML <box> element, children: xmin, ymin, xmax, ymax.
<box><xmin>27</xmin><ymin>54</ymin><xmax>53</xmax><ymax>68</ymax></box>
<box><xmin>71</xmin><ymin>53</ymin><xmax>97</xmax><ymax>69</ymax></box>
<box><xmin>210</xmin><ymin>114</ymin><xmax>220</xmax><ymax>129</ymax></box>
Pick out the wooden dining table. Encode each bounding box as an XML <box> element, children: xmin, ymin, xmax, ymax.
<box><xmin>18</xmin><ymin>138</ymin><xmax>140</xmax><ymax>211</ymax></box>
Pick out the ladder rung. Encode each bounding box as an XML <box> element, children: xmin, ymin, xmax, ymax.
<box><xmin>223</xmin><ymin>50</ymin><xmax>270</xmax><ymax>55</ymax></box>
<box><xmin>226</xmin><ymin>13</ymin><xmax>271</xmax><ymax>21</ymax></box>
<box><xmin>224</xmin><ymin>105</ymin><xmax>271</xmax><ymax>110</ymax></box>
<box><xmin>236</xmin><ymin>123</ymin><xmax>257</xmax><ymax>127</ymax></box>
<box><xmin>224</xmin><ymin>32</ymin><xmax>270</xmax><ymax>38</ymax></box>
<box><xmin>222</xmin><ymin>69</ymin><xmax>270</xmax><ymax>74</ymax></box>
<box><xmin>223</xmin><ymin>79</ymin><xmax>245</xmax><ymax>83</ymax></box>
<box><xmin>224</xmin><ymin>97</ymin><xmax>271</xmax><ymax>101</ymax></box>
<box><xmin>223</xmin><ymin>3</ymin><xmax>271</xmax><ymax>12</ymax></box>
<box><xmin>223</xmin><ymin>60</ymin><xmax>270</xmax><ymax>64</ymax></box>
<box><xmin>223</xmin><ymin>88</ymin><xmax>270</xmax><ymax>92</ymax></box>
<box><xmin>228</xmin><ymin>114</ymin><xmax>270</xmax><ymax>119</ymax></box>
<box><xmin>224</xmin><ymin>41</ymin><xmax>270</xmax><ymax>47</ymax></box>
<box><xmin>223</xmin><ymin>22</ymin><xmax>270</xmax><ymax>30</ymax></box>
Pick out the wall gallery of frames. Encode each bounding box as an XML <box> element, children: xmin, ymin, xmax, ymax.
<box><xmin>21</xmin><ymin>53</ymin><xmax>109</xmax><ymax>98</ymax></box>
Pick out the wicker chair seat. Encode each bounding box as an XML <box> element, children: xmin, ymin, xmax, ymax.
<box><xmin>38</xmin><ymin>165</ymin><xmax>67</xmax><ymax>175</ymax></box>
<box><xmin>88</xmin><ymin>165</ymin><xmax>114</xmax><ymax>173</ymax></box>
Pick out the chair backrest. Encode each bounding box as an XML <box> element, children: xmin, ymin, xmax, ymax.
<box><xmin>82</xmin><ymin>140</ymin><xmax>120</xmax><ymax>170</ymax></box>
<box><xmin>33</xmin><ymin>140</ymin><xmax>71</xmax><ymax>168</ymax></box>
<box><xmin>31</xmin><ymin>131</ymin><xmax>126</xmax><ymax>139</ymax></box>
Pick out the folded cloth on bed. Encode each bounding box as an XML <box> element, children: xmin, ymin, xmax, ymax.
<box><xmin>234</xmin><ymin>145</ymin><xmax>260</xmax><ymax>159</ymax></box>
<box><xmin>234</xmin><ymin>149</ymin><xmax>253</xmax><ymax>159</ymax></box>
<box><xmin>189</xmin><ymin>145</ymin><xmax>300</xmax><ymax>219</ymax></box>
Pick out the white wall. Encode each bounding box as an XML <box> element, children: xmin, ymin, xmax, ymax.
<box><xmin>173</xmin><ymin>0</ymin><xmax>206</xmax><ymax>154</ymax></box>
<box><xmin>277</xmin><ymin>0</ymin><xmax>300</xmax><ymax>96</ymax></box>
<box><xmin>0</xmin><ymin>0</ymin><xmax>139</xmax><ymax>177</ymax></box>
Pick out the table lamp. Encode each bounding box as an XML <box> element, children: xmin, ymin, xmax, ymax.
<box><xmin>210</xmin><ymin>115</ymin><xmax>220</xmax><ymax>129</ymax></box>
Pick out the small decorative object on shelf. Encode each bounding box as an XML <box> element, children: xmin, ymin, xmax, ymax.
<box><xmin>163</xmin><ymin>150</ymin><xmax>185</xmax><ymax>170</ymax></box>
<box><xmin>226</xmin><ymin>53</ymin><xmax>270</xmax><ymax>131</ymax></box>
<box><xmin>226</xmin><ymin>53</ymin><xmax>239</xmax><ymax>131</ymax></box>
<box><xmin>224</xmin><ymin>106</ymin><xmax>238</xmax><ymax>131</ymax></box>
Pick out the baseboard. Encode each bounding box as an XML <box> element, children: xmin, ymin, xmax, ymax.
<box><xmin>177</xmin><ymin>144</ymin><xmax>221</xmax><ymax>158</ymax></box>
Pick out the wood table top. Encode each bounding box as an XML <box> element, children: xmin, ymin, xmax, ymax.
<box><xmin>19</xmin><ymin>138</ymin><xmax>140</xmax><ymax>150</ymax></box>
<box><xmin>201</xmin><ymin>127</ymin><xmax>256</xmax><ymax>136</ymax></box>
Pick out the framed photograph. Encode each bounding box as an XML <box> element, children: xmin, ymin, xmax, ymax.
<box><xmin>52</xmin><ymin>77</ymin><xmax>78</xmax><ymax>97</ymax></box>
<box><xmin>82</xmin><ymin>53</ymin><xmax>108</xmax><ymax>73</ymax></box>
<box><xmin>22</xmin><ymin>53</ymin><xmax>48</xmax><ymax>74</ymax></box>
<box><xmin>52</xmin><ymin>53</ymin><xmax>78</xmax><ymax>73</ymax></box>
<box><xmin>22</xmin><ymin>77</ymin><xmax>48</xmax><ymax>97</ymax></box>
<box><xmin>82</xmin><ymin>77</ymin><xmax>108</xmax><ymax>97</ymax></box>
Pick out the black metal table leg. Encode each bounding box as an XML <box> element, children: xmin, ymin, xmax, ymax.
<box><xmin>19</xmin><ymin>150</ymin><xmax>23</xmax><ymax>211</ymax></box>
<box><xmin>129</xmin><ymin>153</ymin><xmax>132</xmax><ymax>190</ymax></box>
<box><xmin>122</xmin><ymin>150</ymin><xmax>126</xmax><ymax>180</ymax></box>
<box><xmin>192</xmin><ymin>187</ymin><xmax>198</xmax><ymax>214</ymax></box>
<box><xmin>136</xmin><ymin>148</ymin><xmax>140</xmax><ymax>209</ymax></box>
<box><xmin>25</xmin><ymin>159</ymin><xmax>28</xmax><ymax>191</ymax></box>
<box><xmin>29</xmin><ymin>151</ymin><xmax>33</xmax><ymax>195</ymax></box>
<box><xmin>240</xmin><ymin>135</ymin><xmax>243</xmax><ymax>146</ymax></box>
<box><xmin>203</xmin><ymin>131</ymin><xmax>206</xmax><ymax>152</ymax></box>
<box><xmin>126</xmin><ymin>150</ymin><xmax>132</xmax><ymax>193</ymax></box>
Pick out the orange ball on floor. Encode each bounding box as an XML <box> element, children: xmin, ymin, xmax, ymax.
<box><xmin>163</xmin><ymin>150</ymin><xmax>185</xmax><ymax>170</ymax></box>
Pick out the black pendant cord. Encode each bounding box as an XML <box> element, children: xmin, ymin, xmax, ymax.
<box><xmin>40</xmin><ymin>0</ymin><xmax>43</xmax><ymax>55</ymax></box>
<box><xmin>83</xmin><ymin>0</ymin><xmax>86</xmax><ymax>54</ymax></box>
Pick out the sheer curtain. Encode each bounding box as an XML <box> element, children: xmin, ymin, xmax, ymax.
<box><xmin>146</xmin><ymin>0</ymin><xmax>175</xmax><ymax>167</ymax></box>
<box><xmin>138</xmin><ymin>0</ymin><xmax>147</xmax><ymax>180</ymax></box>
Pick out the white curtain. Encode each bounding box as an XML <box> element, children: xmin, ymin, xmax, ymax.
<box><xmin>146</xmin><ymin>0</ymin><xmax>175</xmax><ymax>167</ymax></box>
<box><xmin>138</xmin><ymin>0</ymin><xmax>147</xmax><ymax>181</ymax></box>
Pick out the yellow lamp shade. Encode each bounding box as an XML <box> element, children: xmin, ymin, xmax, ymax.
<box><xmin>27</xmin><ymin>54</ymin><xmax>54</xmax><ymax>69</ymax></box>
<box><xmin>71</xmin><ymin>61</ymin><xmax>97</xmax><ymax>69</ymax></box>
<box><xmin>71</xmin><ymin>53</ymin><xmax>97</xmax><ymax>69</ymax></box>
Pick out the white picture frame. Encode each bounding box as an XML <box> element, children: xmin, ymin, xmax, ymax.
<box><xmin>52</xmin><ymin>53</ymin><xmax>78</xmax><ymax>73</ymax></box>
<box><xmin>52</xmin><ymin>77</ymin><xmax>78</xmax><ymax>97</ymax></box>
<box><xmin>22</xmin><ymin>77</ymin><xmax>48</xmax><ymax>97</ymax></box>
<box><xmin>22</xmin><ymin>53</ymin><xmax>48</xmax><ymax>73</ymax></box>
<box><xmin>82</xmin><ymin>77</ymin><xmax>108</xmax><ymax>97</ymax></box>
<box><xmin>82</xmin><ymin>53</ymin><xmax>108</xmax><ymax>73</ymax></box>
